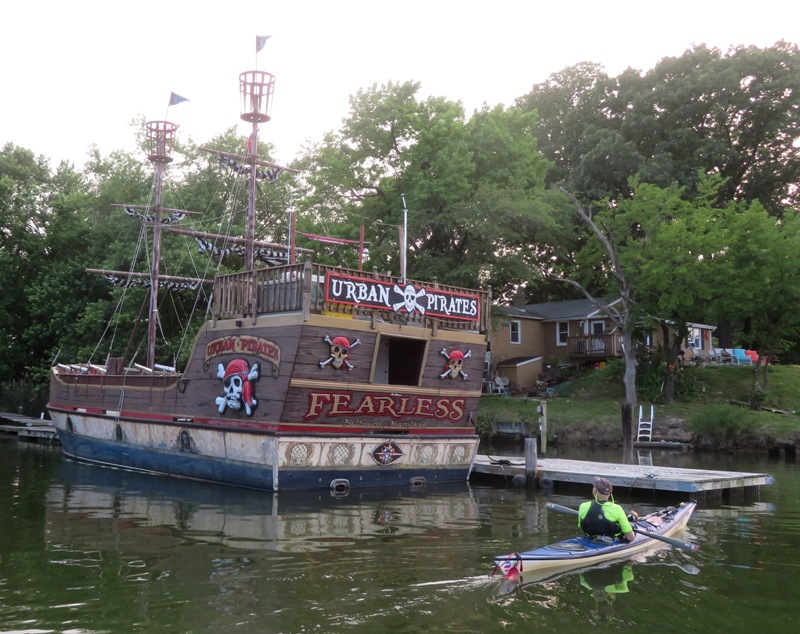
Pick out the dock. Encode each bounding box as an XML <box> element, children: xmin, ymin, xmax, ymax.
<box><xmin>0</xmin><ymin>411</ymin><xmax>58</xmax><ymax>443</ymax></box>
<box><xmin>472</xmin><ymin>454</ymin><xmax>774</xmax><ymax>495</ymax></box>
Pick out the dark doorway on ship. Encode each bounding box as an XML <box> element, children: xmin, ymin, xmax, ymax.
<box><xmin>374</xmin><ymin>335</ymin><xmax>426</xmax><ymax>386</ymax></box>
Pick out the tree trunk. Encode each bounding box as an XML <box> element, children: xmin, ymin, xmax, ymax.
<box><xmin>621</xmin><ymin>330</ymin><xmax>637</xmax><ymax>462</ymax></box>
<box><xmin>660</xmin><ymin>323</ymin><xmax>683</xmax><ymax>404</ymax></box>
<box><xmin>621</xmin><ymin>402</ymin><xmax>634</xmax><ymax>463</ymax></box>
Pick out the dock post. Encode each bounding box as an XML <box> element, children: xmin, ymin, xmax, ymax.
<box><xmin>537</xmin><ymin>400</ymin><xmax>547</xmax><ymax>453</ymax></box>
<box><xmin>525</xmin><ymin>437</ymin><xmax>538</xmax><ymax>486</ymax></box>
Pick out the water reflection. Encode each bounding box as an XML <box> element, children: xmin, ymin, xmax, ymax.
<box><xmin>41</xmin><ymin>459</ymin><xmax>495</xmax><ymax>632</ymax></box>
<box><xmin>46</xmin><ymin>459</ymin><xmax>481</xmax><ymax>555</ymax></box>
<box><xmin>4</xmin><ymin>440</ymin><xmax>798</xmax><ymax>632</ymax></box>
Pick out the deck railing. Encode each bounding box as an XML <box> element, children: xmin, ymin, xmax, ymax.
<box><xmin>567</xmin><ymin>334</ymin><xmax>624</xmax><ymax>358</ymax></box>
<box><xmin>212</xmin><ymin>261</ymin><xmax>491</xmax><ymax>332</ymax></box>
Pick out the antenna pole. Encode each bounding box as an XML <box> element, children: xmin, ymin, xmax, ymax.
<box><xmin>400</xmin><ymin>194</ymin><xmax>408</xmax><ymax>283</ymax></box>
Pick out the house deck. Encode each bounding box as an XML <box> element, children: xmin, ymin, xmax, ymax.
<box><xmin>471</xmin><ymin>455</ymin><xmax>774</xmax><ymax>495</ymax></box>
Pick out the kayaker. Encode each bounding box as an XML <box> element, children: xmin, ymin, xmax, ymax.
<box><xmin>578</xmin><ymin>477</ymin><xmax>636</xmax><ymax>542</ymax></box>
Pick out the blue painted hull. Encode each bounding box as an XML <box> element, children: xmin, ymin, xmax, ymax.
<box><xmin>56</xmin><ymin>426</ymin><xmax>474</xmax><ymax>492</ymax></box>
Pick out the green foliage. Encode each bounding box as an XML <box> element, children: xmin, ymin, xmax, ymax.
<box><xmin>520</xmin><ymin>42</ymin><xmax>800</xmax><ymax>215</ymax></box>
<box><xmin>0</xmin><ymin>378</ymin><xmax>47</xmax><ymax>416</ymax></box>
<box><xmin>689</xmin><ymin>404</ymin><xmax>756</xmax><ymax>447</ymax></box>
<box><xmin>295</xmin><ymin>82</ymin><xmax>563</xmax><ymax>299</ymax></box>
<box><xmin>635</xmin><ymin>355</ymin><xmax>703</xmax><ymax>403</ymax></box>
<box><xmin>5</xmin><ymin>42</ymin><xmax>800</xmax><ymax>399</ymax></box>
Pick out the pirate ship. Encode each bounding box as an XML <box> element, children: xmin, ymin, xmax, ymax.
<box><xmin>47</xmin><ymin>64</ymin><xmax>491</xmax><ymax>493</ymax></box>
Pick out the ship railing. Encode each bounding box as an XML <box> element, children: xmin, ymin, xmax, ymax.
<box><xmin>212</xmin><ymin>261</ymin><xmax>491</xmax><ymax>333</ymax></box>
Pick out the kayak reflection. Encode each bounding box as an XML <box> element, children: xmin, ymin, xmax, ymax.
<box><xmin>490</xmin><ymin>540</ymin><xmax>699</xmax><ymax>604</ymax></box>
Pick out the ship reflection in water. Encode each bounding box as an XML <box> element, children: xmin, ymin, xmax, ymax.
<box><xmin>45</xmin><ymin>459</ymin><xmax>480</xmax><ymax>555</ymax></box>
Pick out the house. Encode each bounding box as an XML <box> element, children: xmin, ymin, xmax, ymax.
<box><xmin>487</xmin><ymin>297</ymin><xmax>715</xmax><ymax>394</ymax></box>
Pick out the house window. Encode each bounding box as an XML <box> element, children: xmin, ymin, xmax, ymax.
<box><xmin>510</xmin><ymin>320</ymin><xmax>521</xmax><ymax>344</ymax></box>
<box><xmin>686</xmin><ymin>328</ymin><xmax>703</xmax><ymax>350</ymax></box>
<box><xmin>556</xmin><ymin>321</ymin><xmax>569</xmax><ymax>346</ymax></box>
<box><xmin>589</xmin><ymin>321</ymin><xmax>605</xmax><ymax>352</ymax></box>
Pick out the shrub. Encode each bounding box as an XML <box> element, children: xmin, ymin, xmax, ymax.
<box><xmin>690</xmin><ymin>404</ymin><xmax>755</xmax><ymax>449</ymax></box>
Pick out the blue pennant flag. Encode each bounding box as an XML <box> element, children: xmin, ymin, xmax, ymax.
<box><xmin>168</xmin><ymin>92</ymin><xmax>189</xmax><ymax>107</ymax></box>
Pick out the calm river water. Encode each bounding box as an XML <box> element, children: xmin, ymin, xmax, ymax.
<box><xmin>1</xmin><ymin>437</ymin><xmax>797</xmax><ymax>633</ymax></box>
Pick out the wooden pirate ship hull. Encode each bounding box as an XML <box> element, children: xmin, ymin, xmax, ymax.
<box><xmin>48</xmin><ymin>262</ymin><xmax>490</xmax><ymax>492</ymax></box>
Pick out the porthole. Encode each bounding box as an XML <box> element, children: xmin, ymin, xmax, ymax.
<box><xmin>178</xmin><ymin>429</ymin><xmax>196</xmax><ymax>453</ymax></box>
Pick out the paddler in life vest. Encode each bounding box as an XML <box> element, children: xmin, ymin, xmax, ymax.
<box><xmin>578</xmin><ymin>477</ymin><xmax>636</xmax><ymax>542</ymax></box>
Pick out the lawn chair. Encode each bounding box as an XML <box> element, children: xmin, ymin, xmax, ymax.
<box><xmin>493</xmin><ymin>376</ymin><xmax>510</xmax><ymax>396</ymax></box>
<box><xmin>732</xmin><ymin>349</ymin><xmax>753</xmax><ymax>365</ymax></box>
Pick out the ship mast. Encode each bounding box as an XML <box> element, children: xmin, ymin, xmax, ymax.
<box><xmin>145</xmin><ymin>120</ymin><xmax>178</xmax><ymax>369</ymax></box>
<box><xmin>239</xmin><ymin>70</ymin><xmax>275</xmax><ymax>272</ymax></box>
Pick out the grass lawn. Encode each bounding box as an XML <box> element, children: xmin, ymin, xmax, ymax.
<box><xmin>477</xmin><ymin>363</ymin><xmax>800</xmax><ymax>448</ymax></box>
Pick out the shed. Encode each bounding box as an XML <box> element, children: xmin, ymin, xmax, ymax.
<box><xmin>495</xmin><ymin>356</ymin><xmax>542</xmax><ymax>394</ymax></box>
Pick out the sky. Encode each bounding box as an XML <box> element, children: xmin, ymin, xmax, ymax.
<box><xmin>2</xmin><ymin>1</ymin><xmax>798</xmax><ymax>169</ymax></box>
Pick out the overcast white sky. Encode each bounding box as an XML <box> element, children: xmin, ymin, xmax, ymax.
<box><xmin>2</xmin><ymin>1</ymin><xmax>798</xmax><ymax>168</ymax></box>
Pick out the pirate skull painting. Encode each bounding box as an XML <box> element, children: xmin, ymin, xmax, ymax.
<box><xmin>319</xmin><ymin>335</ymin><xmax>361</xmax><ymax>370</ymax></box>
<box><xmin>439</xmin><ymin>347</ymin><xmax>472</xmax><ymax>379</ymax></box>
<box><xmin>215</xmin><ymin>359</ymin><xmax>260</xmax><ymax>416</ymax></box>
<box><xmin>392</xmin><ymin>283</ymin><xmax>427</xmax><ymax>314</ymax></box>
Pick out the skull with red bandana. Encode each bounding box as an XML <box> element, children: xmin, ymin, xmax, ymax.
<box><xmin>439</xmin><ymin>347</ymin><xmax>472</xmax><ymax>379</ymax></box>
<box><xmin>215</xmin><ymin>359</ymin><xmax>260</xmax><ymax>416</ymax></box>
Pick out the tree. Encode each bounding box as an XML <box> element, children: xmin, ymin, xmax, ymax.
<box><xmin>706</xmin><ymin>202</ymin><xmax>800</xmax><ymax>394</ymax></box>
<box><xmin>519</xmin><ymin>43</ymin><xmax>800</xmax><ymax>215</ymax></box>
<box><xmin>0</xmin><ymin>144</ymin><xmax>74</xmax><ymax>381</ymax></box>
<box><xmin>295</xmin><ymin>81</ymin><xmax>565</xmax><ymax>300</ymax></box>
<box><xmin>554</xmin><ymin>188</ymin><xmax>642</xmax><ymax>459</ymax></box>
<box><xmin>606</xmin><ymin>177</ymin><xmax>725</xmax><ymax>404</ymax></box>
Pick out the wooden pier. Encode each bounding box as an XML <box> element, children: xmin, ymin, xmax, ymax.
<box><xmin>472</xmin><ymin>453</ymin><xmax>774</xmax><ymax>494</ymax></box>
<box><xmin>0</xmin><ymin>411</ymin><xmax>58</xmax><ymax>443</ymax></box>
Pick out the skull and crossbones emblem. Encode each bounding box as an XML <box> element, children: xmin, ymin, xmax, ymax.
<box><xmin>439</xmin><ymin>347</ymin><xmax>472</xmax><ymax>379</ymax></box>
<box><xmin>319</xmin><ymin>335</ymin><xmax>361</xmax><ymax>370</ymax></box>
<box><xmin>215</xmin><ymin>359</ymin><xmax>260</xmax><ymax>416</ymax></box>
<box><xmin>392</xmin><ymin>283</ymin><xmax>427</xmax><ymax>314</ymax></box>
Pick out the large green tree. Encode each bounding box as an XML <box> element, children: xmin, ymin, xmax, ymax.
<box><xmin>0</xmin><ymin>144</ymin><xmax>86</xmax><ymax>382</ymax></box>
<box><xmin>520</xmin><ymin>42</ymin><xmax>800</xmax><ymax>215</ymax></box>
<box><xmin>706</xmin><ymin>202</ymin><xmax>800</xmax><ymax>389</ymax></box>
<box><xmin>294</xmin><ymin>81</ymin><xmax>565</xmax><ymax>300</ymax></box>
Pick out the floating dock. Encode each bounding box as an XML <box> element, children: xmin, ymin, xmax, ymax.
<box><xmin>0</xmin><ymin>411</ymin><xmax>58</xmax><ymax>443</ymax></box>
<box><xmin>472</xmin><ymin>454</ymin><xmax>774</xmax><ymax>495</ymax></box>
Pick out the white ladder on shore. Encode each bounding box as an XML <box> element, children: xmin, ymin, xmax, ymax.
<box><xmin>637</xmin><ymin>405</ymin><xmax>654</xmax><ymax>442</ymax></box>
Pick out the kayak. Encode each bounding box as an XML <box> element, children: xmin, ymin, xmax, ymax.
<box><xmin>493</xmin><ymin>500</ymin><xmax>697</xmax><ymax>581</ymax></box>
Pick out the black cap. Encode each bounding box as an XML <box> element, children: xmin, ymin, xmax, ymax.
<box><xmin>593</xmin><ymin>477</ymin><xmax>613</xmax><ymax>495</ymax></box>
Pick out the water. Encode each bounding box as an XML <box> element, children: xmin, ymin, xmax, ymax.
<box><xmin>1</xmin><ymin>437</ymin><xmax>798</xmax><ymax>633</ymax></box>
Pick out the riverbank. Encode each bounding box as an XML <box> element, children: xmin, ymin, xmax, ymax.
<box><xmin>477</xmin><ymin>363</ymin><xmax>800</xmax><ymax>453</ymax></box>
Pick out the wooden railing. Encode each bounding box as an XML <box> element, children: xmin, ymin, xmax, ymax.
<box><xmin>212</xmin><ymin>261</ymin><xmax>491</xmax><ymax>333</ymax></box>
<box><xmin>213</xmin><ymin>262</ymin><xmax>308</xmax><ymax>319</ymax></box>
<box><xmin>567</xmin><ymin>334</ymin><xmax>624</xmax><ymax>358</ymax></box>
